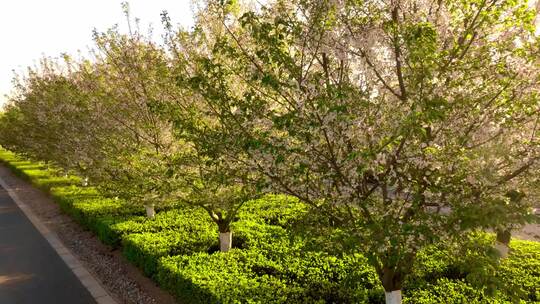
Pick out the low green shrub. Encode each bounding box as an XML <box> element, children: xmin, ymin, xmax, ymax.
<box><xmin>50</xmin><ymin>186</ymin><xmax>101</xmax><ymax>209</ymax></box>
<box><xmin>407</xmin><ymin>237</ymin><xmax>540</xmax><ymax>303</ymax></box>
<box><xmin>232</xmin><ymin>220</ymin><xmax>296</xmax><ymax>252</ymax></box>
<box><xmin>404</xmin><ymin>278</ymin><xmax>492</xmax><ymax>304</ymax></box>
<box><xmin>237</xmin><ymin>194</ymin><xmax>308</xmax><ymax>228</ymax></box>
<box><xmin>123</xmin><ymin>228</ymin><xmax>217</xmax><ymax>277</ymax></box>
<box><xmin>1</xmin><ymin>149</ymin><xmax>539</xmax><ymax>304</ymax></box>
<box><xmin>156</xmin><ymin>250</ymin><xmax>294</xmax><ymax>304</ymax></box>
<box><xmin>49</xmin><ymin>186</ymin><xmax>142</xmax><ymax>246</ymax></box>
<box><xmin>498</xmin><ymin>240</ymin><xmax>540</xmax><ymax>302</ymax></box>
<box><xmin>281</xmin><ymin>252</ymin><xmax>383</xmax><ymax>303</ymax></box>
<box><xmin>156</xmin><ymin>249</ymin><xmax>383</xmax><ymax>304</ymax></box>
<box><xmin>33</xmin><ymin>175</ymin><xmax>81</xmax><ymax>191</ymax></box>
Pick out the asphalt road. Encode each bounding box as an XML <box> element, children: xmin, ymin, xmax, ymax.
<box><xmin>0</xmin><ymin>185</ymin><xmax>96</xmax><ymax>304</ymax></box>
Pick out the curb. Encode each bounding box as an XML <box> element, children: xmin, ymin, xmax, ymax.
<box><xmin>0</xmin><ymin>175</ymin><xmax>118</xmax><ymax>304</ymax></box>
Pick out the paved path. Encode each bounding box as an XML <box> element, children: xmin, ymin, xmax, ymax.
<box><xmin>0</xmin><ymin>185</ymin><xmax>97</xmax><ymax>304</ymax></box>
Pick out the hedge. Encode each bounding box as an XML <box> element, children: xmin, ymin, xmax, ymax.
<box><xmin>1</xmin><ymin>148</ymin><xmax>539</xmax><ymax>304</ymax></box>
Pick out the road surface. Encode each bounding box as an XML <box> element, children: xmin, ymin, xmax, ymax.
<box><xmin>0</xmin><ymin>184</ymin><xmax>96</xmax><ymax>304</ymax></box>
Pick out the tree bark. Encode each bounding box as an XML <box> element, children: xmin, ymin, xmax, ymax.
<box><xmin>219</xmin><ymin>231</ymin><xmax>232</xmax><ymax>252</ymax></box>
<box><xmin>145</xmin><ymin>204</ymin><xmax>156</xmax><ymax>219</ymax></box>
<box><xmin>217</xmin><ymin>220</ymin><xmax>232</xmax><ymax>252</ymax></box>
<box><xmin>385</xmin><ymin>290</ymin><xmax>402</xmax><ymax>304</ymax></box>
<box><xmin>380</xmin><ymin>267</ymin><xmax>403</xmax><ymax>304</ymax></box>
<box><xmin>495</xmin><ymin>229</ymin><xmax>511</xmax><ymax>258</ymax></box>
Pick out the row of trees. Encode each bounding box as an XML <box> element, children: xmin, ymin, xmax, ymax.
<box><xmin>1</xmin><ymin>1</ymin><xmax>539</xmax><ymax>303</ymax></box>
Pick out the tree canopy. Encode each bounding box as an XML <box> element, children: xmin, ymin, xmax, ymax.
<box><xmin>0</xmin><ymin>0</ymin><xmax>538</xmax><ymax>302</ymax></box>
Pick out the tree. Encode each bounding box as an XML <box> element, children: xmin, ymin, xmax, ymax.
<box><xmin>80</xmin><ymin>27</ymin><xmax>178</xmax><ymax>216</ymax></box>
<box><xmin>160</xmin><ymin>8</ymin><xmax>264</xmax><ymax>251</ymax></box>
<box><xmin>0</xmin><ymin>23</ymin><xmax>179</xmax><ymax>217</ymax></box>
<box><xmin>0</xmin><ymin>57</ymin><xmax>104</xmax><ymax>174</ymax></box>
<box><xmin>186</xmin><ymin>0</ymin><xmax>540</xmax><ymax>302</ymax></box>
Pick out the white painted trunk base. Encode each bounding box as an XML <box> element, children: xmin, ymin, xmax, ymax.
<box><xmin>385</xmin><ymin>290</ymin><xmax>402</xmax><ymax>304</ymax></box>
<box><xmin>145</xmin><ymin>204</ymin><xmax>156</xmax><ymax>219</ymax></box>
<box><xmin>494</xmin><ymin>241</ymin><xmax>509</xmax><ymax>258</ymax></box>
<box><xmin>219</xmin><ymin>231</ymin><xmax>232</xmax><ymax>252</ymax></box>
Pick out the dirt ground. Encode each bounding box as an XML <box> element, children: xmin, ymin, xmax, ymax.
<box><xmin>513</xmin><ymin>222</ymin><xmax>540</xmax><ymax>242</ymax></box>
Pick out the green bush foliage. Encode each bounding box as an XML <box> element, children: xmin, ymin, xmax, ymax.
<box><xmin>156</xmin><ymin>250</ymin><xmax>295</xmax><ymax>304</ymax></box>
<box><xmin>1</xmin><ymin>149</ymin><xmax>539</xmax><ymax>303</ymax></box>
<box><xmin>237</xmin><ymin>194</ymin><xmax>308</xmax><ymax>227</ymax></box>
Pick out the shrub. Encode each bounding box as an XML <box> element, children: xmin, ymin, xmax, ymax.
<box><xmin>49</xmin><ymin>186</ymin><xmax>142</xmax><ymax>246</ymax></box>
<box><xmin>497</xmin><ymin>240</ymin><xmax>540</xmax><ymax>302</ymax></box>
<box><xmin>156</xmin><ymin>250</ymin><xmax>294</xmax><ymax>304</ymax></box>
<box><xmin>1</xmin><ymin>149</ymin><xmax>539</xmax><ymax>304</ymax></box>
<box><xmin>406</xmin><ymin>237</ymin><xmax>540</xmax><ymax>303</ymax></box>
<box><xmin>232</xmin><ymin>220</ymin><xmax>296</xmax><ymax>252</ymax></box>
<box><xmin>404</xmin><ymin>278</ymin><xmax>493</xmax><ymax>304</ymax></box>
<box><xmin>156</xmin><ymin>249</ymin><xmax>383</xmax><ymax>304</ymax></box>
<box><xmin>237</xmin><ymin>194</ymin><xmax>308</xmax><ymax>228</ymax></box>
<box><xmin>281</xmin><ymin>252</ymin><xmax>382</xmax><ymax>303</ymax></box>
<box><xmin>123</xmin><ymin>228</ymin><xmax>217</xmax><ymax>277</ymax></box>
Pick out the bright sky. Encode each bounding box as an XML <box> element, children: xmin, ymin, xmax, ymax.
<box><xmin>0</xmin><ymin>0</ymin><xmax>195</xmax><ymax>108</ymax></box>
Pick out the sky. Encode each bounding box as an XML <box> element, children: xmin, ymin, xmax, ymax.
<box><xmin>0</xmin><ymin>0</ymin><xmax>195</xmax><ymax>108</ymax></box>
<box><xmin>1</xmin><ymin>1</ymin><xmax>538</xmax><ymax>109</ymax></box>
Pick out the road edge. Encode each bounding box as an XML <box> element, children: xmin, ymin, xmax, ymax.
<box><xmin>0</xmin><ymin>175</ymin><xmax>118</xmax><ymax>304</ymax></box>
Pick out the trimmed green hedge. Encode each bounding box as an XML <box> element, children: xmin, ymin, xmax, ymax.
<box><xmin>1</xmin><ymin>148</ymin><xmax>539</xmax><ymax>304</ymax></box>
<box><xmin>121</xmin><ymin>209</ymin><xmax>218</xmax><ymax>277</ymax></box>
<box><xmin>157</xmin><ymin>250</ymin><xmax>296</xmax><ymax>304</ymax></box>
<box><xmin>406</xmin><ymin>233</ymin><xmax>540</xmax><ymax>302</ymax></box>
<box><xmin>237</xmin><ymin>194</ymin><xmax>308</xmax><ymax>227</ymax></box>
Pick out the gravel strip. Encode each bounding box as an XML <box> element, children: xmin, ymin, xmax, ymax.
<box><xmin>0</xmin><ymin>165</ymin><xmax>177</xmax><ymax>304</ymax></box>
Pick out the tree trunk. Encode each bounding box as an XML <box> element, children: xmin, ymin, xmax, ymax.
<box><xmin>380</xmin><ymin>267</ymin><xmax>403</xmax><ymax>304</ymax></box>
<box><xmin>385</xmin><ymin>290</ymin><xmax>402</xmax><ymax>304</ymax></box>
<box><xmin>145</xmin><ymin>204</ymin><xmax>156</xmax><ymax>219</ymax></box>
<box><xmin>216</xmin><ymin>220</ymin><xmax>233</xmax><ymax>252</ymax></box>
<box><xmin>219</xmin><ymin>231</ymin><xmax>232</xmax><ymax>252</ymax></box>
<box><xmin>495</xmin><ymin>229</ymin><xmax>511</xmax><ymax>258</ymax></box>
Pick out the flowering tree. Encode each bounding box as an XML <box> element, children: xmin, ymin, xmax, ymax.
<box><xmin>167</xmin><ymin>148</ymin><xmax>261</xmax><ymax>252</ymax></box>
<box><xmin>0</xmin><ymin>1</ymin><xmax>538</xmax><ymax>299</ymax></box>
<box><xmin>0</xmin><ymin>23</ymin><xmax>179</xmax><ymax>217</ymax></box>
<box><xmin>160</xmin><ymin>7</ymin><xmax>264</xmax><ymax>251</ymax></box>
<box><xmin>188</xmin><ymin>0</ymin><xmax>540</xmax><ymax>302</ymax></box>
<box><xmin>79</xmin><ymin>27</ymin><xmax>179</xmax><ymax>216</ymax></box>
<box><xmin>0</xmin><ymin>57</ymin><xmax>106</xmax><ymax>174</ymax></box>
